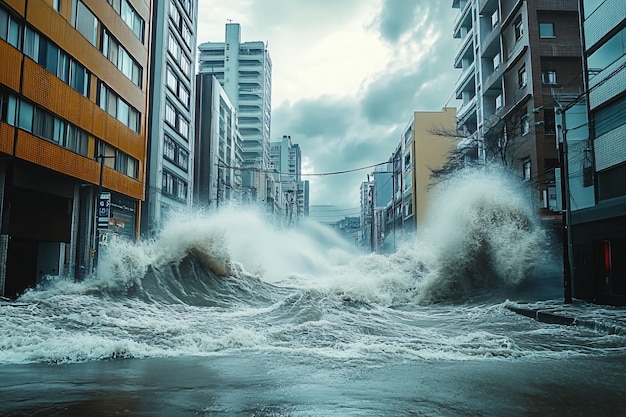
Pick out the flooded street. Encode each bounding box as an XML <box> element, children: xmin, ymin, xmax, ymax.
<box><xmin>1</xmin><ymin>172</ymin><xmax>625</xmax><ymax>416</ymax></box>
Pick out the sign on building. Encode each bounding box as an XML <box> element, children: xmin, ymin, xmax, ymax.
<box><xmin>97</xmin><ymin>192</ymin><xmax>111</xmax><ymax>229</ymax></box>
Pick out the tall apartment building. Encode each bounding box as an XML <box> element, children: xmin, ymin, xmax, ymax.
<box><xmin>269</xmin><ymin>135</ymin><xmax>308</xmax><ymax>224</ymax></box>
<box><xmin>0</xmin><ymin>0</ymin><xmax>150</xmax><ymax>297</ymax></box>
<box><xmin>141</xmin><ymin>0</ymin><xmax>197</xmax><ymax>235</ymax></box>
<box><xmin>452</xmin><ymin>0</ymin><xmax>583</xmax><ymax>213</ymax></box>
<box><xmin>198</xmin><ymin>23</ymin><xmax>272</xmax><ymax>204</ymax></box>
<box><xmin>194</xmin><ymin>73</ymin><xmax>243</xmax><ymax>208</ymax></box>
<box><xmin>563</xmin><ymin>0</ymin><xmax>626</xmax><ymax>305</ymax></box>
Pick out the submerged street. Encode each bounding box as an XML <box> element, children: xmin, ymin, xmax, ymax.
<box><xmin>1</xmin><ymin>173</ymin><xmax>625</xmax><ymax>416</ymax></box>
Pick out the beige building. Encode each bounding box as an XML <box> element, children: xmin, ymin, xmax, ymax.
<box><xmin>402</xmin><ymin>107</ymin><xmax>457</xmax><ymax>229</ymax></box>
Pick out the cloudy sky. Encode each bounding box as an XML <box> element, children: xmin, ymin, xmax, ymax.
<box><xmin>197</xmin><ymin>0</ymin><xmax>461</xmax><ymax>217</ymax></box>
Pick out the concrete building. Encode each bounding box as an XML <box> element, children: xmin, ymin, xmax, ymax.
<box><xmin>270</xmin><ymin>135</ymin><xmax>308</xmax><ymax>225</ymax></box>
<box><xmin>141</xmin><ymin>0</ymin><xmax>198</xmax><ymax>235</ymax></box>
<box><xmin>360</xmin><ymin>163</ymin><xmax>392</xmax><ymax>252</ymax></box>
<box><xmin>198</xmin><ymin>23</ymin><xmax>272</xmax><ymax>205</ymax></box>
<box><xmin>452</xmin><ymin>0</ymin><xmax>583</xmax><ymax>213</ymax></box>
<box><xmin>402</xmin><ymin>108</ymin><xmax>458</xmax><ymax>228</ymax></box>
<box><xmin>562</xmin><ymin>0</ymin><xmax>626</xmax><ymax>305</ymax></box>
<box><xmin>0</xmin><ymin>0</ymin><xmax>151</xmax><ymax>297</ymax></box>
<box><xmin>193</xmin><ymin>73</ymin><xmax>243</xmax><ymax>209</ymax></box>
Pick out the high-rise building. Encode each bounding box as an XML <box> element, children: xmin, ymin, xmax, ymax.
<box><xmin>563</xmin><ymin>0</ymin><xmax>626</xmax><ymax>305</ymax></box>
<box><xmin>141</xmin><ymin>0</ymin><xmax>198</xmax><ymax>235</ymax></box>
<box><xmin>198</xmin><ymin>23</ymin><xmax>272</xmax><ymax>204</ymax></box>
<box><xmin>452</xmin><ymin>0</ymin><xmax>583</xmax><ymax>213</ymax></box>
<box><xmin>0</xmin><ymin>0</ymin><xmax>151</xmax><ymax>296</ymax></box>
<box><xmin>193</xmin><ymin>73</ymin><xmax>243</xmax><ymax>208</ymax></box>
<box><xmin>270</xmin><ymin>135</ymin><xmax>308</xmax><ymax>224</ymax></box>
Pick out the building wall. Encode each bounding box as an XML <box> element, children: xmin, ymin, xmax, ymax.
<box><xmin>411</xmin><ymin>108</ymin><xmax>458</xmax><ymax>226</ymax></box>
<box><xmin>198</xmin><ymin>23</ymin><xmax>272</xmax><ymax>204</ymax></box>
<box><xmin>142</xmin><ymin>0</ymin><xmax>197</xmax><ymax>235</ymax></box>
<box><xmin>0</xmin><ymin>0</ymin><xmax>151</xmax><ymax>295</ymax></box>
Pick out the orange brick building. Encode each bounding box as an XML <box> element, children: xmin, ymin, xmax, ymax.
<box><xmin>0</xmin><ymin>0</ymin><xmax>150</xmax><ymax>297</ymax></box>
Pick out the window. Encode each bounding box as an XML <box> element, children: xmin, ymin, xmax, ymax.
<box><xmin>108</xmin><ymin>0</ymin><xmax>144</xmax><ymax>42</ymax></box>
<box><xmin>588</xmin><ymin>26</ymin><xmax>626</xmax><ymax>77</ymax></box>
<box><xmin>18</xmin><ymin>101</ymin><xmax>33</xmax><ymax>132</ymax></box>
<box><xmin>518</xmin><ymin>65</ymin><xmax>527</xmax><ymax>88</ymax></box>
<box><xmin>495</xmin><ymin>94</ymin><xmax>503</xmax><ymax>110</ymax></box>
<box><xmin>102</xmin><ymin>29</ymin><xmax>142</xmax><ymax>87</ymax></box>
<box><xmin>98</xmin><ymin>83</ymin><xmax>140</xmax><ymax>133</ymax></box>
<box><xmin>491</xmin><ymin>10</ymin><xmax>499</xmax><ymax>28</ymax></box>
<box><xmin>33</xmin><ymin>107</ymin><xmax>54</xmax><ymax>140</ymax></box>
<box><xmin>493</xmin><ymin>53</ymin><xmax>501</xmax><ymax>70</ymax></box>
<box><xmin>164</xmin><ymin>135</ymin><xmax>176</xmax><ymax>160</ymax></box>
<box><xmin>166</xmin><ymin>67</ymin><xmax>177</xmax><ymax>91</ymax></box>
<box><xmin>539</xmin><ymin>22</ymin><xmax>555</xmax><ymax>38</ymax></box>
<box><xmin>53</xmin><ymin>0</ymin><xmax>61</xmax><ymax>12</ymax></box>
<box><xmin>542</xmin><ymin>70</ymin><xmax>557</xmax><ymax>85</ymax></box>
<box><xmin>594</xmin><ymin>94</ymin><xmax>626</xmax><ymax>138</ymax></box>
<box><xmin>523</xmin><ymin>159</ymin><xmax>531</xmax><ymax>180</ymax></box>
<box><xmin>521</xmin><ymin>114</ymin><xmax>530</xmax><ymax>135</ymax></box>
<box><xmin>514</xmin><ymin>16</ymin><xmax>523</xmax><ymax>40</ymax></box>
<box><xmin>165</xmin><ymin>102</ymin><xmax>176</xmax><ymax>126</ymax></box>
<box><xmin>76</xmin><ymin>1</ymin><xmax>98</xmax><ymax>46</ymax></box>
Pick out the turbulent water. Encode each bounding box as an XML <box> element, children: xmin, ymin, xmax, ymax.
<box><xmin>2</xmin><ymin>168</ymin><xmax>624</xmax><ymax>369</ymax></box>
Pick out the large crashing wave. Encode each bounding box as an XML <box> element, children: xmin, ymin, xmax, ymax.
<box><xmin>20</xmin><ymin>168</ymin><xmax>555</xmax><ymax>307</ymax></box>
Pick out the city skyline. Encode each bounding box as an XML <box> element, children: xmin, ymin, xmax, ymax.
<box><xmin>197</xmin><ymin>0</ymin><xmax>461</xmax><ymax>209</ymax></box>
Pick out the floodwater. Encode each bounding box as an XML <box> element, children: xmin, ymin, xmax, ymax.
<box><xmin>1</xmin><ymin>170</ymin><xmax>625</xmax><ymax>416</ymax></box>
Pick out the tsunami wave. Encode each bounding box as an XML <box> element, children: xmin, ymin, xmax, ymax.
<box><xmin>2</xmin><ymin>168</ymin><xmax>596</xmax><ymax>365</ymax></box>
<box><xmin>21</xmin><ymin>168</ymin><xmax>556</xmax><ymax>308</ymax></box>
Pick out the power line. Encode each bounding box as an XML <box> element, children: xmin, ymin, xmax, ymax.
<box><xmin>218</xmin><ymin>160</ymin><xmax>390</xmax><ymax>177</ymax></box>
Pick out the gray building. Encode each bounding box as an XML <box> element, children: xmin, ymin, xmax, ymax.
<box><xmin>141</xmin><ymin>0</ymin><xmax>198</xmax><ymax>235</ymax></box>
<box><xmin>198</xmin><ymin>23</ymin><xmax>272</xmax><ymax>204</ymax></box>
<box><xmin>194</xmin><ymin>74</ymin><xmax>243</xmax><ymax>209</ymax></box>
<box><xmin>270</xmin><ymin>135</ymin><xmax>308</xmax><ymax>224</ymax></box>
<box><xmin>562</xmin><ymin>0</ymin><xmax>626</xmax><ymax>305</ymax></box>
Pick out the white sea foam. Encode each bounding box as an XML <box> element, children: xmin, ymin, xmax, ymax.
<box><xmin>3</xmin><ymin>168</ymin><xmax>622</xmax><ymax>365</ymax></box>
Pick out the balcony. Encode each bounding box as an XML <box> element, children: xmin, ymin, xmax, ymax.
<box><xmin>453</xmin><ymin>0</ymin><xmax>472</xmax><ymax>38</ymax></box>
<box><xmin>454</xmin><ymin>28</ymin><xmax>474</xmax><ymax>67</ymax></box>
<box><xmin>455</xmin><ymin>64</ymin><xmax>475</xmax><ymax>97</ymax></box>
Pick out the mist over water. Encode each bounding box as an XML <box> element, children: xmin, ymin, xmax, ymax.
<box><xmin>1</xmin><ymin>168</ymin><xmax>611</xmax><ymax>367</ymax></box>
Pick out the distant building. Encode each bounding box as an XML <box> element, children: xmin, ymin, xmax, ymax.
<box><xmin>141</xmin><ymin>0</ymin><xmax>198</xmax><ymax>235</ymax></box>
<box><xmin>270</xmin><ymin>135</ymin><xmax>309</xmax><ymax>225</ymax></box>
<box><xmin>0</xmin><ymin>0</ymin><xmax>151</xmax><ymax>296</ymax></box>
<box><xmin>335</xmin><ymin>217</ymin><xmax>361</xmax><ymax>245</ymax></box>
<box><xmin>562</xmin><ymin>0</ymin><xmax>626</xmax><ymax>305</ymax></box>
<box><xmin>362</xmin><ymin>109</ymin><xmax>457</xmax><ymax>252</ymax></box>
<box><xmin>403</xmin><ymin>108</ymin><xmax>457</xmax><ymax>228</ymax></box>
<box><xmin>198</xmin><ymin>23</ymin><xmax>272</xmax><ymax>205</ymax></box>
<box><xmin>452</xmin><ymin>0</ymin><xmax>583</xmax><ymax>214</ymax></box>
<box><xmin>193</xmin><ymin>74</ymin><xmax>243</xmax><ymax>209</ymax></box>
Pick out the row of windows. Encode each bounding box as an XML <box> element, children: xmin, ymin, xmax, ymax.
<box><xmin>164</xmin><ymin>135</ymin><xmax>189</xmax><ymax>171</ymax></box>
<box><xmin>167</xmin><ymin>31</ymin><xmax>191</xmax><ymax>79</ymax></box>
<box><xmin>162</xmin><ymin>169</ymin><xmax>188</xmax><ymax>201</ymax></box>
<box><xmin>96</xmin><ymin>140</ymin><xmax>138</xmax><ymax>179</ymax></box>
<box><xmin>107</xmin><ymin>0</ymin><xmax>145</xmax><ymax>43</ymax></box>
<box><xmin>102</xmin><ymin>29</ymin><xmax>142</xmax><ymax>87</ymax></box>
<box><xmin>165</xmin><ymin>101</ymin><xmax>189</xmax><ymax>139</ymax></box>
<box><xmin>0</xmin><ymin>89</ymin><xmax>139</xmax><ymax>180</ymax></box>
<box><xmin>1</xmin><ymin>90</ymin><xmax>89</xmax><ymax>156</ymax></box>
<box><xmin>166</xmin><ymin>66</ymin><xmax>190</xmax><ymax>109</ymax></box>
<box><xmin>588</xmin><ymin>26</ymin><xmax>626</xmax><ymax>77</ymax></box>
<box><xmin>0</xmin><ymin>7</ymin><xmax>21</xmax><ymax>48</ymax></box>
<box><xmin>98</xmin><ymin>83</ymin><xmax>140</xmax><ymax>133</ymax></box>
<box><xmin>75</xmin><ymin>1</ymin><xmax>142</xmax><ymax>87</ymax></box>
<box><xmin>23</xmin><ymin>27</ymin><xmax>90</xmax><ymax>97</ymax></box>
<box><xmin>169</xmin><ymin>1</ymin><xmax>192</xmax><ymax>49</ymax></box>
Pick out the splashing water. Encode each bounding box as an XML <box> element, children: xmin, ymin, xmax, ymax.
<box><xmin>3</xmin><ymin>168</ymin><xmax>601</xmax><ymax>366</ymax></box>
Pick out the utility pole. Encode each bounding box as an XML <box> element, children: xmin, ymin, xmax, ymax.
<box><xmin>556</xmin><ymin>108</ymin><xmax>573</xmax><ymax>303</ymax></box>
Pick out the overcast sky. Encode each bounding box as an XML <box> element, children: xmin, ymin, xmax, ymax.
<box><xmin>197</xmin><ymin>0</ymin><xmax>461</xmax><ymax>216</ymax></box>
